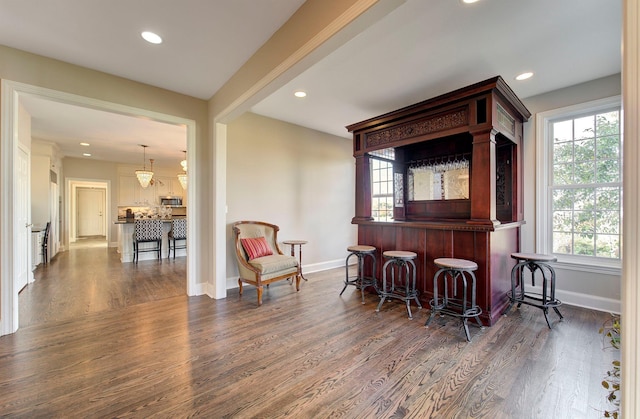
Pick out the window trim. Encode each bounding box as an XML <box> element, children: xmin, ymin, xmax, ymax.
<box><xmin>535</xmin><ymin>95</ymin><xmax>622</xmax><ymax>275</ymax></box>
<box><xmin>370</xmin><ymin>156</ymin><xmax>394</xmax><ymax>222</ymax></box>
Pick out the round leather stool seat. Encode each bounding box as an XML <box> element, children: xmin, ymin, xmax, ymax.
<box><xmin>382</xmin><ymin>250</ymin><xmax>417</xmax><ymax>260</ymax></box>
<box><xmin>510</xmin><ymin>252</ymin><xmax>557</xmax><ymax>263</ymax></box>
<box><xmin>434</xmin><ymin>258</ymin><xmax>478</xmax><ymax>270</ymax></box>
<box><xmin>348</xmin><ymin>245</ymin><xmax>376</xmax><ymax>253</ymax></box>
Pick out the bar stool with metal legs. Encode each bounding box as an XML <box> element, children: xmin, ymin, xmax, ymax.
<box><xmin>376</xmin><ymin>250</ymin><xmax>422</xmax><ymax>319</ymax></box>
<box><xmin>425</xmin><ymin>258</ymin><xmax>483</xmax><ymax>342</ymax></box>
<box><xmin>505</xmin><ymin>252</ymin><xmax>563</xmax><ymax>328</ymax></box>
<box><xmin>340</xmin><ymin>245</ymin><xmax>378</xmax><ymax>304</ymax></box>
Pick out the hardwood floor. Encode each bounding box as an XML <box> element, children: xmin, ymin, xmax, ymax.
<box><xmin>18</xmin><ymin>246</ymin><xmax>185</xmax><ymax>327</ymax></box>
<box><xmin>1</xmin><ymin>247</ymin><xmax>616</xmax><ymax>418</ymax></box>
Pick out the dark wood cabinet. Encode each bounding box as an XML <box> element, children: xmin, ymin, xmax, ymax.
<box><xmin>346</xmin><ymin>76</ymin><xmax>531</xmax><ymax>325</ymax></box>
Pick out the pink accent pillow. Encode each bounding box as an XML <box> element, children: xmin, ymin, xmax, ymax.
<box><xmin>241</xmin><ymin>237</ymin><xmax>273</xmax><ymax>260</ymax></box>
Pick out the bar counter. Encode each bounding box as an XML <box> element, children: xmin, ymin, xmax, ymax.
<box><xmin>356</xmin><ymin>219</ymin><xmax>523</xmax><ymax>326</ymax></box>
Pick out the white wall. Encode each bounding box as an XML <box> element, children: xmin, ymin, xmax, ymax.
<box><xmin>30</xmin><ymin>141</ymin><xmax>62</xmax><ymax>258</ymax></box>
<box><xmin>226</xmin><ymin>112</ymin><xmax>357</xmax><ymax>286</ymax></box>
<box><xmin>521</xmin><ymin>73</ymin><xmax>622</xmax><ymax>313</ymax></box>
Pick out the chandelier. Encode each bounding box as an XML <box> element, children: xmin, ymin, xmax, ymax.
<box><xmin>177</xmin><ymin>150</ymin><xmax>187</xmax><ymax>189</ymax></box>
<box><xmin>135</xmin><ymin>145</ymin><xmax>154</xmax><ymax>188</ymax></box>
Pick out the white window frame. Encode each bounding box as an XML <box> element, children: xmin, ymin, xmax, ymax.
<box><xmin>536</xmin><ymin>95</ymin><xmax>622</xmax><ymax>275</ymax></box>
<box><xmin>370</xmin><ymin>157</ymin><xmax>394</xmax><ymax>222</ymax></box>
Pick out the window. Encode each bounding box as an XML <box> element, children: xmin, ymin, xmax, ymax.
<box><xmin>537</xmin><ymin>96</ymin><xmax>621</xmax><ymax>272</ymax></box>
<box><xmin>370</xmin><ymin>151</ymin><xmax>394</xmax><ymax>222</ymax></box>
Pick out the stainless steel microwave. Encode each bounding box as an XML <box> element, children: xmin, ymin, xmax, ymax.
<box><xmin>159</xmin><ymin>196</ymin><xmax>182</xmax><ymax>206</ymax></box>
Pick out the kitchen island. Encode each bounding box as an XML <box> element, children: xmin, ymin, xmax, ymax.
<box><xmin>114</xmin><ymin>218</ymin><xmax>186</xmax><ymax>263</ymax></box>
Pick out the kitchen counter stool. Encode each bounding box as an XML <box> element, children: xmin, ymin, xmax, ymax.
<box><xmin>505</xmin><ymin>252</ymin><xmax>563</xmax><ymax>328</ymax></box>
<box><xmin>425</xmin><ymin>258</ymin><xmax>483</xmax><ymax>342</ymax></box>
<box><xmin>168</xmin><ymin>218</ymin><xmax>187</xmax><ymax>259</ymax></box>
<box><xmin>376</xmin><ymin>250</ymin><xmax>422</xmax><ymax>319</ymax></box>
<box><xmin>340</xmin><ymin>245</ymin><xmax>378</xmax><ymax>304</ymax></box>
<box><xmin>132</xmin><ymin>219</ymin><xmax>163</xmax><ymax>263</ymax></box>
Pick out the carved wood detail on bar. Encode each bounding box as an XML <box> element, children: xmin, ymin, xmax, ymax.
<box><xmin>366</xmin><ymin>108</ymin><xmax>468</xmax><ymax>148</ymax></box>
<box><xmin>497</xmin><ymin>104</ymin><xmax>515</xmax><ymax>136</ymax></box>
<box><xmin>496</xmin><ymin>158</ymin><xmax>507</xmax><ymax>206</ymax></box>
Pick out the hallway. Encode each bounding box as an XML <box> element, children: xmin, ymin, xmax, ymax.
<box><xmin>19</xmin><ymin>246</ymin><xmax>185</xmax><ymax>328</ymax></box>
<box><xmin>68</xmin><ymin>235</ymin><xmax>108</xmax><ymax>249</ymax></box>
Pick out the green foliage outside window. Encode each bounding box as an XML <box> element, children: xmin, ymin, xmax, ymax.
<box><xmin>551</xmin><ymin>109</ymin><xmax>621</xmax><ymax>259</ymax></box>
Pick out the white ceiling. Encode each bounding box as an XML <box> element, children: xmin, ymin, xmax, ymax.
<box><xmin>0</xmin><ymin>0</ymin><xmax>622</xmax><ymax>166</ymax></box>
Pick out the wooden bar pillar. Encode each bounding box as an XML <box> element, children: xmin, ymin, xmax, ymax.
<box><xmin>353</xmin><ymin>154</ymin><xmax>373</xmax><ymax>222</ymax></box>
<box><xmin>469</xmin><ymin>128</ymin><xmax>499</xmax><ymax>226</ymax></box>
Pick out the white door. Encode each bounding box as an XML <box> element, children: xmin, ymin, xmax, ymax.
<box><xmin>77</xmin><ymin>188</ymin><xmax>105</xmax><ymax>236</ymax></box>
<box><xmin>15</xmin><ymin>145</ymin><xmax>29</xmax><ymax>292</ymax></box>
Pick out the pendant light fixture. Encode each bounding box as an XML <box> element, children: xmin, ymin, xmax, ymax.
<box><xmin>177</xmin><ymin>150</ymin><xmax>187</xmax><ymax>189</ymax></box>
<box><xmin>135</xmin><ymin>145</ymin><xmax>154</xmax><ymax>188</ymax></box>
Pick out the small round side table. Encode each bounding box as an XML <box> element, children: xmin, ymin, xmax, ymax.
<box><xmin>283</xmin><ymin>240</ymin><xmax>308</xmax><ymax>281</ymax></box>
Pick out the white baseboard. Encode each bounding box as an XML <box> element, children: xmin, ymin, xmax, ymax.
<box><xmin>191</xmin><ymin>281</ymin><xmax>212</xmax><ymax>297</ymax></box>
<box><xmin>555</xmin><ymin>288</ymin><xmax>620</xmax><ymax>314</ymax></box>
<box><xmin>226</xmin><ymin>276</ymin><xmax>239</xmax><ymax>290</ymax></box>
<box><xmin>521</xmin><ymin>284</ymin><xmax>620</xmax><ymax>314</ymax></box>
<box><xmin>225</xmin><ymin>258</ymin><xmax>346</xmax><ymax>290</ymax></box>
<box><xmin>302</xmin><ymin>258</ymin><xmax>346</xmax><ymax>274</ymax></box>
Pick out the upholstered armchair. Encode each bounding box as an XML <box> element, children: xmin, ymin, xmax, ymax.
<box><xmin>232</xmin><ymin>221</ymin><xmax>301</xmax><ymax>306</ymax></box>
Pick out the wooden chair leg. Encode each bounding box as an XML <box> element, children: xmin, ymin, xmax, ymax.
<box><xmin>238</xmin><ymin>279</ymin><xmax>243</xmax><ymax>295</ymax></box>
<box><xmin>257</xmin><ymin>285</ymin><xmax>263</xmax><ymax>306</ymax></box>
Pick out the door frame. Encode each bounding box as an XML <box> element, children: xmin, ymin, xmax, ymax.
<box><xmin>15</xmin><ymin>143</ymin><xmax>31</xmax><ymax>293</ymax></box>
<box><xmin>1</xmin><ymin>80</ymin><xmax>198</xmax><ymax>335</ymax></box>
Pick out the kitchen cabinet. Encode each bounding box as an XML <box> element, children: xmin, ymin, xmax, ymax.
<box><xmin>118</xmin><ymin>176</ymin><xmax>137</xmax><ymax>205</ymax></box>
<box><xmin>156</xmin><ymin>176</ymin><xmax>184</xmax><ymax>199</ymax></box>
<box><xmin>138</xmin><ymin>180</ymin><xmax>156</xmax><ymax>204</ymax></box>
<box><xmin>119</xmin><ymin>175</ymin><xmax>158</xmax><ymax>205</ymax></box>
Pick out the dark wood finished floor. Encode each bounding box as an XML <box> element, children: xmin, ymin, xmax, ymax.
<box><xmin>1</xmin><ymin>247</ymin><xmax>616</xmax><ymax>418</ymax></box>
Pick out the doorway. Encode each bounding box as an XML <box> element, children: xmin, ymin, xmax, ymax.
<box><xmin>1</xmin><ymin>80</ymin><xmax>198</xmax><ymax>336</ymax></box>
<box><xmin>74</xmin><ymin>185</ymin><xmax>107</xmax><ymax>249</ymax></box>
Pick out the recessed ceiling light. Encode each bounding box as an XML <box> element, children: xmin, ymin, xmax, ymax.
<box><xmin>80</xmin><ymin>142</ymin><xmax>90</xmax><ymax>146</ymax></box>
<box><xmin>83</xmin><ymin>153</ymin><xmax>92</xmax><ymax>157</ymax></box>
<box><xmin>462</xmin><ymin>0</ymin><xmax>480</xmax><ymax>4</ymax></box>
<box><xmin>294</xmin><ymin>91</ymin><xmax>307</xmax><ymax>98</ymax></box>
<box><xmin>141</xmin><ymin>31</ymin><xmax>162</xmax><ymax>44</ymax></box>
<box><xmin>515</xmin><ymin>72</ymin><xmax>534</xmax><ymax>81</ymax></box>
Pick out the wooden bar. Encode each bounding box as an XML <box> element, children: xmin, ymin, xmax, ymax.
<box><xmin>347</xmin><ymin>77</ymin><xmax>531</xmax><ymax>325</ymax></box>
